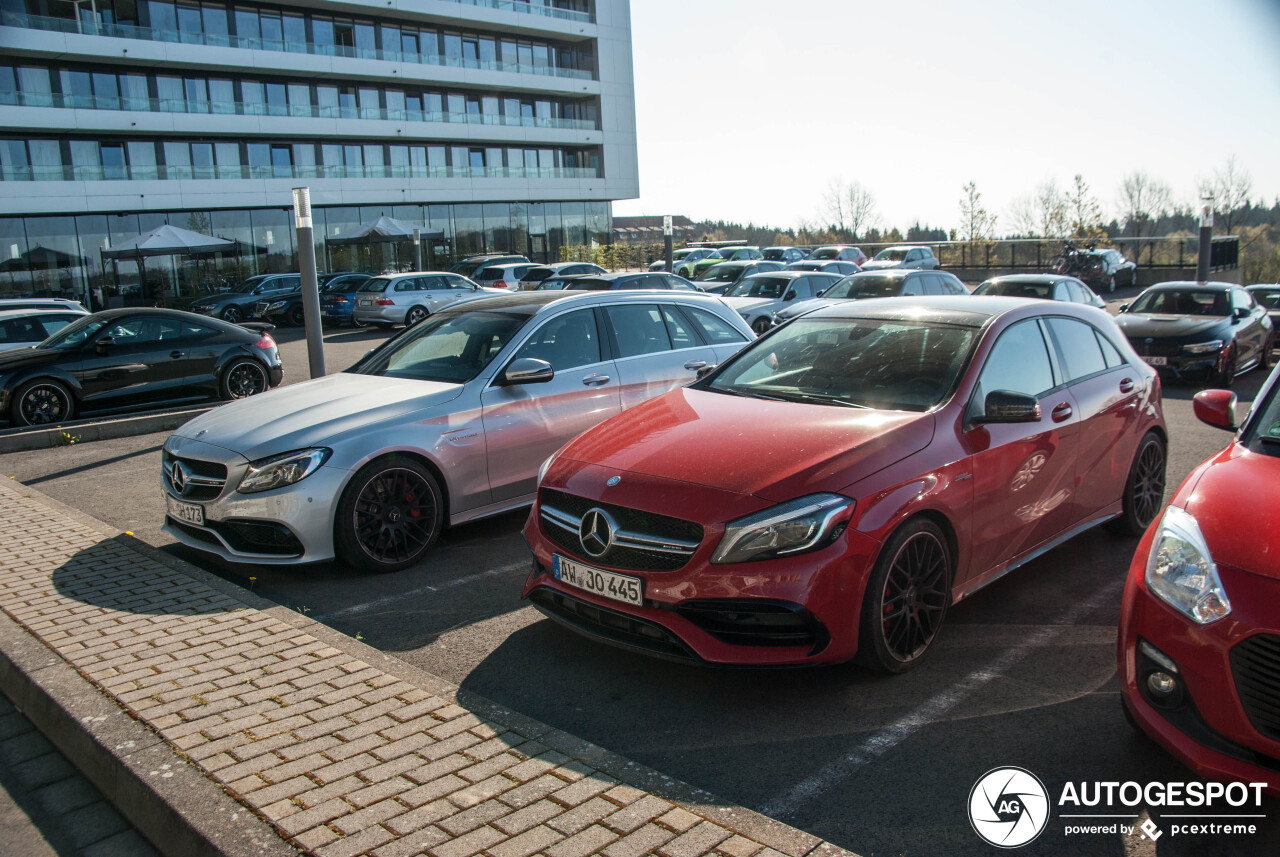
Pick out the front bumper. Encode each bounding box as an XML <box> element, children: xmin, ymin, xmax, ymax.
<box><xmin>160</xmin><ymin>436</ymin><xmax>349</xmax><ymax>565</ymax></box>
<box><xmin>1119</xmin><ymin>529</ymin><xmax>1280</xmax><ymax>796</ymax></box>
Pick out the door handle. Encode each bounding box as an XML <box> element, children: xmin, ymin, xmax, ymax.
<box><xmin>1119</xmin><ymin>377</ymin><xmax>1134</xmax><ymax>394</ymax></box>
<box><xmin>683</xmin><ymin>360</ymin><xmax>707</xmax><ymax>370</ymax></box>
<box><xmin>582</xmin><ymin>374</ymin><xmax>611</xmax><ymax>387</ymax></box>
<box><xmin>170</xmin><ymin>350</ymin><xmax>185</xmax><ymax>359</ymax></box>
<box><xmin>1051</xmin><ymin>402</ymin><xmax>1073</xmax><ymax>422</ymax></box>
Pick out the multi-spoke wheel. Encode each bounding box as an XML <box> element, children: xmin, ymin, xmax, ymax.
<box><xmin>1110</xmin><ymin>432</ymin><xmax>1167</xmax><ymax>537</ymax></box>
<box><xmin>335</xmin><ymin>457</ymin><xmax>443</xmax><ymax>573</ymax></box>
<box><xmin>11</xmin><ymin>379</ymin><xmax>74</xmax><ymax>426</ymax></box>
<box><xmin>858</xmin><ymin>518</ymin><xmax>952</xmax><ymax>673</ymax></box>
<box><xmin>405</xmin><ymin>306</ymin><xmax>428</xmax><ymax>326</ymax></box>
<box><xmin>751</xmin><ymin>317</ymin><xmax>771</xmax><ymax>335</ymax></box>
<box><xmin>220</xmin><ymin>358</ymin><xmax>269</xmax><ymax>400</ymax></box>
<box><xmin>221</xmin><ymin>305</ymin><xmax>243</xmax><ymax>324</ymax></box>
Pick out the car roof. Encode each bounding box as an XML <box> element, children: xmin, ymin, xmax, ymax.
<box><xmin>983</xmin><ymin>274</ymin><xmax>1073</xmax><ymax>285</ymax></box>
<box><xmin>480</xmin><ymin>263</ymin><xmax>532</xmax><ymax>271</ymax></box>
<box><xmin>1245</xmin><ymin>283</ymin><xmax>1279</xmax><ymax>290</ymax></box>
<box><xmin>0</xmin><ymin>307</ymin><xmax>89</xmax><ymax>320</ymax></box>
<box><xmin>1145</xmin><ymin>281</ymin><xmax>1236</xmax><ymax>292</ymax></box>
<box><xmin>802</xmin><ymin>295</ymin><xmax>1102</xmax><ymax>328</ymax></box>
<box><xmin>439</xmin><ymin>289</ymin><xmax>736</xmax><ymax>317</ymax></box>
<box><xmin>743</xmin><ymin>270</ymin><xmax>814</xmax><ymax>280</ymax></box>
<box><xmin>844</xmin><ymin>268</ymin><xmax>913</xmax><ymax>279</ymax></box>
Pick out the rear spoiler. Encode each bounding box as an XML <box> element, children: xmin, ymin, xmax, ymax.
<box><xmin>237</xmin><ymin>321</ymin><xmax>276</xmax><ymax>334</ymax></box>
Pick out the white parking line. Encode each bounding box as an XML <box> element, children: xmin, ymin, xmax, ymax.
<box><xmin>760</xmin><ymin>580</ymin><xmax>1126</xmax><ymax>819</ymax></box>
<box><xmin>315</xmin><ymin>560</ymin><xmax>531</xmax><ymax>621</ymax></box>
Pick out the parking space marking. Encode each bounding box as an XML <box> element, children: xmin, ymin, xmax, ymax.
<box><xmin>315</xmin><ymin>561</ymin><xmax>531</xmax><ymax>621</ymax></box>
<box><xmin>761</xmin><ymin>579</ymin><xmax>1125</xmax><ymax>819</ymax></box>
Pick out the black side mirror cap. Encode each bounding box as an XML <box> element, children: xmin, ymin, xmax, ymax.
<box><xmin>695</xmin><ymin>365</ymin><xmax>716</xmax><ymax>381</ymax></box>
<box><xmin>973</xmin><ymin>390</ymin><xmax>1041</xmax><ymax>424</ymax></box>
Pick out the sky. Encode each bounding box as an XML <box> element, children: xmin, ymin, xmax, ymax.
<box><xmin>611</xmin><ymin>0</ymin><xmax>1280</xmax><ymax>236</ymax></box>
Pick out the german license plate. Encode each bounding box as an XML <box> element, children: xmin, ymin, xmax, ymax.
<box><xmin>1146</xmin><ymin>356</ymin><xmax>1168</xmax><ymax>366</ymax></box>
<box><xmin>553</xmin><ymin>555</ymin><xmax>642</xmax><ymax>606</ymax></box>
<box><xmin>165</xmin><ymin>494</ymin><xmax>205</xmax><ymax>526</ymax></box>
<box><xmin>358</xmin><ymin>298</ymin><xmax>374</xmax><ymax>307</ymax></box>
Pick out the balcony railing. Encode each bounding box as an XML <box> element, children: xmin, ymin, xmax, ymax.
<box><xmin>0</xmin><ymin>90</ymin><xmax>599</xmax><ymax>131</ymax></box>
<box><xmin>0</xmin><ymin>163</ymin><xmax>600</xmax><ymax>182</ymax></box>
<box><xmin>0</xmin><ymin>11</ymin><xmax>596</xmax><ymax>81</ymax></box>
<box><xmin>455</xmin><ymin>0</ymin><xmax>592</xmax><ymax>23</ymax></box>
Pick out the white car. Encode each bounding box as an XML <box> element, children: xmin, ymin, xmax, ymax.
<box><xmin>719</xmin><ymin>271</ymin><xmax>842</xmax><ymax>335</ymax></box>
<box><xmin>161</xmin><ymin>290</ymin><xmax>755</xmax><ymax>572</ymax></box>
<box><xmin>0</xmin><ymin>307</ymin><xmax>91</xmax><ymax>352</ymax></box>
<box><xmin>351</xmin><ymin>271</ymin><xmax>504</xmax><ymax>327</ymax></box>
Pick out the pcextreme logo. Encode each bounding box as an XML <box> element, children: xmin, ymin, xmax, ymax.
<box><xmin>968</xmin><ymin>767</ymin><xmax>1050</xmax><ymax>848</ymax></box>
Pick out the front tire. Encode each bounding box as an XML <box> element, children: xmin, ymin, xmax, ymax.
<box><xmin>405</xmin><ymin>306</ymin><xmax>428</xmax><ymax>326</ymax></box>
<box><xmin>1262</xmin><ymin>334</ymin><xmax>1276</xmax><ymax>371</ymax></box>
<box><xmin>221</xmin><ymin>305</ymin><xmax>243</xmax><ymax>324</ymax></box>
<box><xmin>1109</xmin><ymin>432</ymin><xmax>1166</xmax><ymax>537</ymax></box>
<box><xmin>857</xmin><ymin>518</ymin><xmax>952</xmax><ymax>674</ymax></box>
<box><xmin>335</xmin><ymin>456</ymin><xmax>444</xmax><ymax>573</ymax></box>
<box><xmin>288</xmin><ymin>304</ymin><xmax>305</xmax><ymax>326</ymax></box>
<box><xmin>751</xmin><ymin>317</ymin><xmax>771</xmax><ymax>335</ymax></box>
<box><xmin>11</xmin><ymin>379</ymin><xmax>75</xmax><ymax>426</ymax></box>
<box><xmin>220</xmin><ymin>358</ymin><xmax>269</xmax><ymax>400</ymax></box>
<box><xmin>1108</xmin><ymin>275</ymin><xmax>1117</xmax><ymax>294</ymax></box>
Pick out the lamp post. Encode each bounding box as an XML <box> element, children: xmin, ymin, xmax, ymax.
<box><xmin>413</xmin><ymin>227</ymin><xmax>422</xmax><ymax>270</ymax></box>
<box><xmin>1196</xmin><ymin>194</ymin><xmax>1214</xmax><ymax>283</ymax></box>
<box><xmin>663</xmin><ymin>215</ymin><xmax>673</xmax><ymax>275</ymax></box>
<box><xmin>292</xmin><ymin>187</ymin><xmax>325</xmax><ymax>378</ymax></box>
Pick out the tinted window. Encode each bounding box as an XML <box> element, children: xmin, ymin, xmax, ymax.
<box><xmin>0</xmin><ymin>317</ymin><xmax>41</xmax><ymax>343</ymax></box>
<box><xmin>605</xmin><ymin>304</ymin><xmax>672</xmax><ymax>358</ymax></box>
<box><xmin>1052</xmin><ymin>282</ymin><xmax>1071</xmax><ymax>301</ymax></box>
<box><xmin>352</xmin><ymin>309</ymin><xmax>527</xmax><ymax>383</ymax></box>
<box><xmin>940</xmin><ymin>274</ymin><xmax>966</xmax><ymax>295</ymax></box>
<box><xmin>393</xmin><ymin>278</ymin><xmax>417</xmax><ymax>292</ymax></box>
<box><xmin>512</xmin><ymin>309</ymin><xmax>601</xmax><ymax>371</ymax></box>
<box><xmin>1096</xmin><ymin>331</ymin><xmax>1125</xmax><ymax>368</ymax></box>
<box><xmin>661</xmin><ymin>306</ymin><xmax>697</xmax><ymax>349</ymax></box>
<box><xmin>975</xmin><ymin>320</ymin><xmax>1055</xmax><ymax>400</ymax></box>
<box><xmin>1046</xmin><ymin>318</ymin><xmax>1107</xmax><ymax>381</ymax></box>
<box><xmin>683</xmin><ymin>306</ymin><xmax>748</xmax><ymax>344</ymax></box>
<box><xmin>901</xmin><ymin>277</ymin><xmax>925</xmax><ymax>297</ymax></box>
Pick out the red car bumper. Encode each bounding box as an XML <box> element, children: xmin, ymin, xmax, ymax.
<box><xmin>1118</xmin><ymin>525</ymin><xmax>1280</xmax><ymax>797</ymax></box>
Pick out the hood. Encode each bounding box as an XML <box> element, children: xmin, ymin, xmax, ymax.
<box><xmin>170</xmin><ymin>372</ymin><xmax>464</xmax><ymax>461</ymax></box>
<box><xmin>189</xmin><ymin>292</ymin><xmax>250</xmax><ymax>310</ymax></box>
<box><xmin>859</xmin><ymin>260</ymin><xmax>903</xmax><ymax>270</ymax></box>
<box><xmin>1113</xmin><ymin>313</ymin><xmax>1229</xmax><ymax>341</ymax></box>
<box><xmin>1182</xmin><ymin>445</ymin><xmax>1280</xmax><ymax>581</ymax></box>
<box><xmin>557</xmin><ymin>387</ymin><xmax>934</xmax><ymax>501</ymax></box>
<box><xmin>720</xmin><ymin>296</ymin><xmax>779</xmax><ymax>314</ymax></box>
<box><xmin>0</xmin><ymin>346</ymin><xmax>61</xmax><ymax>374</ymax></box>
<box><xmin>775</xmin><ymin>298</ymin><xmax>835</xmax><ymax>321</ymax></box>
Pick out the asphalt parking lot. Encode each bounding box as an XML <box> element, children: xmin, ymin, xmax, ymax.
<box><xmin>3</xmin><ymin>303</ymin><xmax>1279</xmax><ymax>856</ymax></box>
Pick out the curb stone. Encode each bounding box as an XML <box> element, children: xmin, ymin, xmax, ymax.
<box><xmin>0</xmin><ymin>407</ymin><xmax>213</xmax><ymax>454</ymax></box>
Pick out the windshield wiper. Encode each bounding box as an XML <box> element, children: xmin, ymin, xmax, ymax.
<box><xmin>755</xmin><ymin>390</ymin><xmax>869</xmax><ymax>408</ymax></box>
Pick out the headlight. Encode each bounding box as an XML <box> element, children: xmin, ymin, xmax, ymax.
<box><xmin>711</xmin><ymin>493</ymin><xmax>854</xmax><ymax>564</ymax></box>
<box><xmin>537</xmin><ymin>452</ymin><xmax>557</xmax><ymax>487</ymax></box>
<box><xmin>1144</xmin><ymin>506</ymin><xmax>1231</xmax><ymax>624</ymax></box>
<box><xmin>237</xmin><ymin>448</ymin><xmax>331</xmax><ymax>494</ymax></box>
<box><xmin>267</xmin><ymin>301</ymin><xmax>287</xmax><ymax>312</ymax></box>
<box><xmin>1181</xmin><ymin>340</ymin><xmax>1224</xmax><ymax>355</ymax></box>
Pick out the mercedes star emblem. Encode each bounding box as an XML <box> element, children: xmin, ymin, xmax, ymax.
<box><xmin>578</xmin><ymin>508</ymin><xmax>617</xmax><ymax>558</ymax></box>
<box><xmin>169</xmin><ymin>460</ymin><xmax>190</xmax><ymax>496</ymax></box>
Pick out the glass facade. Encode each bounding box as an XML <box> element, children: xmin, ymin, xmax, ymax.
<box><xmin>0</xmin><ymin>202</ymin><xmax>612</xmax><ymax>309</ymax></box>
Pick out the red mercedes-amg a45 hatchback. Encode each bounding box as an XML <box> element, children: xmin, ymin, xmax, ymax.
<box><xmin>523</xmin><ymin>297</ymin><xmax>1167</xmax><ymax>670</ymax></box>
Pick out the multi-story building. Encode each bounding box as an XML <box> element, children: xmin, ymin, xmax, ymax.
<box><xmin>0</xmin><ymin>0</ymin><xmax>637</xmax><ymax>308</ymax></box>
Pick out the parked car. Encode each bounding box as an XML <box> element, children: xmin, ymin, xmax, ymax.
<box><xmin>534</xmin><ymin>275</ymin><xmax>591</xmax><ymax>291</ymax></box>
<box><xmin>1118</xmin><ymin>367</ymin><xmax>1280</xmax><ymax>797</ymax></box>
<box><xmin>523</xmin><ymin>297</ymin><xmax>1166</xmax><ymax>668</ymax></box>
<box><xmin>785</xmin><ymin>259</ymin><xmax>861</xmax><ymax>276</ymax></box>
<box><xmin>160</xmin><ymin>291</ymin><xmax>755</xmax><ymax>571</ymax></box>
<box><xmin>351</xmin><ymin>272</ymin><xmax>503</xmax><ymax>328</ymax></box>
<box><xmin>1053</xmin><ymin>247</ymin><xmax>1136</xmax><ymax>293</ymax></box>
<box><xmin>972</xmin><ymin>274</ymin><xmax>1106</xmax><ymax>308</ymax></box>
<box><xmin>1114</xmin><ymin>282</ymin><xmax>1274</xmax><ymax>387</ymax></box>
<box><xmin>520</xmin><ymin>263</ymin><xmax>607</xmax><ymax>290</ymax></box>
<box><xmin>0</xmin><ymin>297</ymin><xmax>87</xmax><ymax>313</ymax></box>
<box><xmin>0</xmin><ymin>307</ymin><xmax>90</xmax><ymax>352</ymax></box>
<box><xmin>808</xmin><ymin>245</ymin><xmax>868</xmax><ymax>266</ymax></box>
<box><xmin>1</xmin><ymin>308</ymin><xmax>281</xmax><ymax>426</ymax></box>
<box><xmin>448</xmin><ymin>254</ymin><xmax>531</xmax><ymax>280</ymax></box>
<box><xmin>773</xmin><ymin>269</ymin><xmax>969</xmax><ymax>326</ymax></box>
<box><xmin>677</xmin><ymin>247</ymin><xmax>762</xmax><ymax>280</ymax></box>
<box><xmin>762</xmin><ymin>246</ymin><xmax>809</xmax><ymax>264</ymax></box>
<box><xmin>473</xmin><ymin>262</ymin><xmax>538</xmax><ymax>290</ymax></box>
<box><xmin>650</xmin><ymin>248</ymin><xmax>719</xmax><ymax>273</ymax></box>
<box><xmin>188</xmin><ymin>273</ymin><xmax>301</xmax><ymax>324</ymax></box>
<box><xmin>695</xmin><ymin>260</ymin><xmax>785</xmax><ymax>294</ymax></box>
<box><xmin>860</xmin><ymin>246</ymin><xmax>940</xmax><ymax>271</ymax></box>
<box><xmin>254</xmin><ymin>273</ymin><xmax>370</xmax><ymax>327</ymax></box>
<box><xmin>320</xmin><ymin>276</ymin><xmax>377</xmax><ymax>327</ymax></box>
<box><xmin>1245</xmin><ymin>284</ymin><xmax>1280</xmax><ymax>325</ymax></box>
<box><xmin>720</xmin><ymin>271</ymin><xmax>841</xmax><ymax>334</ymax></box>
<box><xmin>563</xmin><ymin>272</ymin><xmax>701</xmax><ymax>291</ymax></box>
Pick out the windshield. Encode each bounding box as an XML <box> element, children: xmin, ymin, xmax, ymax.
<box><xmin>974</xmin><ymin>280</ymin><xmax>1051</xmax><ymax>299</ymax></box>
<box><xmin>823</xmin><ymin>275</ymin><xmax>902</xmax><ymax>300</ymax></box>
<box><xmin>348</xmin><ymin>309</ymin><xmax>530</xmax><ymax>383</ymax></box>
<box><xmin>231</xmin><ymin>276</ymin><xmax>270</xmax><ymax>293</ymax></box>
<box><xmin>672</xmin><ymin>249</ymin><xmax>694</xmax><ymax>262</ymax></box>
<box><xmin>1129</xmin><ymin>289</ymin><xmax>1229</xmax><ymax>316</ymax></box>
<box><xmin>706</xmin><ymin>317</ymin><xmax>976</xmax><ymax>412</ymax></box>
<box><xmin>699</xmin><ymin>264</ymin><xmax>744</xmax><ymax>282</ymax></box>
<box><xmin>1251</xmin><ymin>288</ymin><xmax>1280</xmax><ymax>309</ymax></box>
<box><xmin>874</xmin><ymin>248</ymin><xmax>908</xmax><ymax>262</ymax></box>
<box><xmin>726</xmin><ymin>276</ymin><xmax>788</xmax><ymax>299</ymax></box>
<box><xmin>1243</xmin><ymin>369</ymin><xmax>1280</xmax><ymax>454</ymax></box>
<box><xmin>37</xmin><ymin>316</ymin><xmax>109</xmax><ymax>350</ymax></box>
<box><xmin>810</xmin><ymin>248</ymin><xmax>842</xmax><ymax>260</ymax></box>
<box><xmin>357</xmin><ymin>277</ymin><xmax>394</xmax><ymax>293</ymax></box>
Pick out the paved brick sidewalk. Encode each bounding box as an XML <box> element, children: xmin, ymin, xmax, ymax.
<box><xmin>0</xmin><ymin>479</ymin><xmax>857</xmax><ymax>857</ymax></box>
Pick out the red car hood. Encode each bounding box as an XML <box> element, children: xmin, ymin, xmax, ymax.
<box><xmin>1182</xmin><ymin>444</ymin><xmax>1280</xmax><ymax>581</ymax></box>
<box><xmin>557</xmin><ymin>387</ymin><xmax>935</xmax><ymax>501</ymax></box>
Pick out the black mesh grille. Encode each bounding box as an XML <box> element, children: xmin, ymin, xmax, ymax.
<box><xmin>1230</xmin><ymin>634</ymin><xmax>1280</xmax><ymax>742</ymax></box>
<box><xmin>167</xmin><ymin>516</ymin><xmax>302</xmax><ymax>557</ymax></box>
<box><xmin>672</xmin><ymin>600</ymin><xmax>827</xmax><ymax>650</ymax></box>
<box><xmin>528</xmin><ymin>586</ymin><xmax>697</xmax><ymax>662</ymax></box>
<box><xmin>540</xmin><ymin>488</ymin><xmax>703</xmax><ymax>572</ymax></box>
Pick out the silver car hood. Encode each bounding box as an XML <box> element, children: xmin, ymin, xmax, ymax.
<box><xmin>775</xmin><ymin>297</ymin><xmax>836</xmax><ymax>321</ymax></box>
<box><xmin>720</xmin><ymin>296</ymin><xmax>779</xmax><ymax>313</ymax></box>
<box><xmin>170</xmin><ymin>372</ymin><xmax>465</xmax><ymax>462</ymax></box>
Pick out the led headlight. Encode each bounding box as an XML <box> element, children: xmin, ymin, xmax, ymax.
<box><xmin>237</xmin><ymin>448</ymin><xmax>331</xmax><ymax>494</ymax></box>
<box><xmin>1144</xmin><ymin>506</ymin><xmax>1231</xmax><ymax>624</ymax></box>
<box><xmin>266</xmin><ymin>300</ymin><xmax>287</xmax><ymax>312</ymax></box>
<box><xmin>711</xmin><ymin>494</ymin><xmax>854</xmax><ymax>564</ymax></box>
<box><xmin>1181</xmin><ymin>339</ymin><xmax>1224</xmax><ymax>355</ymax></box>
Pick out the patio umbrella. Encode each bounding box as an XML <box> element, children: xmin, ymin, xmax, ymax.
<box><xmin>327</xmin><ymin>216</ymin><xmax>444</xmax><ymax>245</ymax></box>
<box><xmin>101</xmin><ymin>224</ymin><xmax>242</xmax><ymax>304</ymax></box>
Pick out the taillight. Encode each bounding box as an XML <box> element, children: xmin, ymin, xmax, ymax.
<box><xmin>495</xmin><ymin>280</ymin><xmax>509</xmax><ymax>289</ymax></box>
<box><xmin>254</xmin><ymin>334</ymin><xmax>275</xmax><ymax>349</ymax></box>
<box><xmin>375</xmin><ymin>298</ymin><xmax>394</xmax><ymax>306</ymax></box>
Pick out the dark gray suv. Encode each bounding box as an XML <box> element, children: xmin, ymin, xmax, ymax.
<box><xmin>188</xmin><ymin>274</ymin><xmax>301</xmax><ymax>323</ymax></box>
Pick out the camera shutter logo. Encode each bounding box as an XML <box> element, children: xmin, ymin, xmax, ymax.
<box><xmin>968</xmin><ymin>767</ymin><xmax>1050</xmax><ymax>848</ymax></box>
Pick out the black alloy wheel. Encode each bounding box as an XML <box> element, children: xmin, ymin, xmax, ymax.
<box><xmin>288</xmin><ymin>304</ymin><xmax>306</xmax><ymax>326</ymax></box>
<box><xmin>859</xmin><ymin>518</ymin><xmax>951</xmax><ymax>673</ymax></box>
<box><xmin>12</xmin><ymin>379</ymin><xmax>74</xmax><ymax>426</ymax></box>
<box><xmin>751</xmin><ymin>317</ymin><xmax>771</xmax><ymax>335</ymax></box>
<box><xmin>1109</xmin><ymin>432</ymin><xmax>1167</xmax><ymax>537</ymax></box>
<box><xmin>220</xmin><ymin>359</ymin><xmax>269</xmax><ymax>400</ymax></box>
<box><xmin>221</xmin><ymin>305</ymin><xmax>243</xmax><ymax>324</ymax></box>
<box><xmin>335</xmin><ymin>457</ymin><xmax>443</xmax><ymax>573</ymax></box>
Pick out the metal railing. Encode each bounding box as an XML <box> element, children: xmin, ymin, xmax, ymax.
<box><xmin>1</xmin><ymin>11</ymin><xmax>596</xmax><ymax>81</ymax></box>
<box><xmin>0</xmin><ymin>90</ymin><xmax>598</xmax><ymax>131</ymax></box>
<box><xmin>849</xmin><ymin>237</ymin><xmax>1240</xmax><ymax>271</ymax></box>
<box><xmin>0</xmin><ymin>163</ymin><xmax>600</xmax><ymax>182</ymax></box>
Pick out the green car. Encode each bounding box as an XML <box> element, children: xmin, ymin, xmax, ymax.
<box><xmin>675</xmin><ymin>246</ymin><xmax>763</xmax><ymax>280</ymax></box>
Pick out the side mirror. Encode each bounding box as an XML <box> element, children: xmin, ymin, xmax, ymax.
<box><xmin>1193</xmin><ymin>389</ymin><xmax>1237</xmax><ymax>431</ymax></box>
<box><xmin>974</xmin><ymin>390</ymin><xmax>1041</xmax><ymax>424</ymax></box>
<box><xmin>498</xmin><ymin>357</ymin><xmax>554</xmax><ymax>386</ymax></box>
<box><xmin>783</xmin><ymin>291</ymin><xmax>796</xmax><ymax>302</ymax></box>
<box><xmin>95</xmin><ymin>336</ymin><xmax>115</xmax><ymax>353</ymax></box>
<box><xmin>815</xmin><ymin>289</ymin><xmax>826</xmax><ymax>297</ymax></box>
<box><xmin>1118</xmin><ymin>303</ymin><xmax>1129</xmax><ymax>313</ymax></box>
<box><xmin>695</xmin><ymin>364</ymin><xmax>716</xmax><ymax>381</ymax></box>
<box><xmin>1234</xmin><ymin>307</ymin><xmax>1249</xmax><ymax>321</ymax></box>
